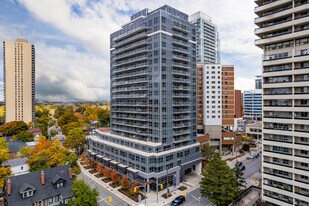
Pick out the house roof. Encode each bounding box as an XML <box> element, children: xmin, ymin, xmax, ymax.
<box><xmin>18</xmin><ymin>183</ymin><xmax>36</xmax><ymax>194</ymax></box>
<box><xmin>4</xmin><ymin>165</ymin><xmax>74</xmax><ymax>206</ymax></box>
<box><xmin>1</xmin><ymin>157</ymin><xmax>28</xmax><ymax>167</ymax></box>
<box><xmin>8</xmin><ymin>140</ymin><xmax>27</xmax><ymax>153</ymax></box>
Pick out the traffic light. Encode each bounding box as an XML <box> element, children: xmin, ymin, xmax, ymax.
<box><xmin>108</xmin><ymin>196</ymin><xmax>112</xmax><ymax>203</ymax></box>
<box><xmin>184</xmin><ymin>191</ymin><xmax>187</xmax><ymax>197</ymax></box>
<box><xmin>160</xmin><ymin>184</ymin><xmax>163</xmax><ymax>189</ymax></box>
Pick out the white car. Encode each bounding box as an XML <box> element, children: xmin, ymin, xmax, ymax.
<box><xmin>247</xmin><ymin>154</ymin><xmax>255</xmax><ymax>159</ymax></box>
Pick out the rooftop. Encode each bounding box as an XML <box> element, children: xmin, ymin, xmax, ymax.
<box><xmin>1</xmin><ymin>157</ymin><xmax>28</xmax><ymax>167</ymax></box>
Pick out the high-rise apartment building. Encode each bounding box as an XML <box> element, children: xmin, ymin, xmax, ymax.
<box><xmin>243</xmin><ymin>89</ymin><xmax>262</xmax><ymax>118</ymax></box>
<box><xmin>222</xmin><ymin>65</ymin><xmax>235</xmax><ymax>129</ymax></box>
<box><xmin>255</xmin><ymin>0</ymin><xmax>309</xmax><ymax>205</ymax></box>
<box><xmin>87</xmin><ymin>5</ymin><xmax>201</xmax><ymax>190</ymax></box>
<box><xmin>189</xmin><ymin>11</ymin><xmax>220</xmax><ymax>64</ymax></box>
<box><xmin>3</xmin><ymin>39</ymin><xmax>35</xmax><ymax>124</ymax></box>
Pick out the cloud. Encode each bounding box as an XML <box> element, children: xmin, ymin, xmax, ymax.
<box><xmin>1</xmin><ymin>0</ymin><xmax>261</xmax><ymax>101</ymax></box>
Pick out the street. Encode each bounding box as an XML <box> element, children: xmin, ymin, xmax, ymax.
<box><xmin>78</xmin><ymin>172</ymin><xmax>129</xmax><ymax>206</ymax></box>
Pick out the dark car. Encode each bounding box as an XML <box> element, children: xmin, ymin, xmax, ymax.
<box><xmin>235</xmin><ymin>161</ymin><xmax>243</xmax><ymax>167</ymax></box>
<box><xmin>171</xmin><ymin>195</ymin><xmax>186</xmax><ymax>206</ymax></box>
<box><xmin>239</xmin><ymin>165</ymin><xmax>246</xmax><ymax>171</ymax></box>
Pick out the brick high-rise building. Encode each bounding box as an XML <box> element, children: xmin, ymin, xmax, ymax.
<box><xmin>3</xmin><ymin>39</ymin><xmax>35</xmax><ymax>124</ymax></box>
<box><xmin>222</xmin><ymin>65</ymin><xmax>235</xmax><ymax>129</ymax></box>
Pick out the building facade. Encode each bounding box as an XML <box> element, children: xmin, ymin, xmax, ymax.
<box><xmin>255</xmin><ymin>75</ymin><xmax>262</xmax><ymax>89</ymax></box>
<box><xmin>189</xmin><ymin>11</ymin><xmax>220</xmax><ymax>64</ymax></box>
<box><xmin>3</xmin><ymin>39</ymin><xmax>35</xmax><ymax>124</ymax></box>
<box><xmin>255</xmin><ymin>0</ymin><xmax>309</xmax><ymax>205</ymax></box>
<box><xmin>87</xmin><ymin>5</ymin><xmax>201</xmax><ymax>190</ymax></box>
<box><xmin>222</xmin><ymin>65</ymin><xmax>235</xmax><ymax>129</ymax></box>
<box><xmin>202</xmin><ymin>64</ymin><xmax>222</xmax><ymax>151</ymax></box>
<box><xmin>243</xmin><ymin>89</ymin><xmax>262</xmax><ymax>118</ymax></box>
<box><xmin>235</xmin><ymin>89</ymin><xmax>243</xmax><ymax>118</ymax></box>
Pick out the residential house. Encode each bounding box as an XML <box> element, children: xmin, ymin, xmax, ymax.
<box><xmin>1</xmin><ymin>157</ymin><xmax>29</xmax><ymax>176</ymax></box>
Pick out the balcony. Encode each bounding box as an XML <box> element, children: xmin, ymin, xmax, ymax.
<box><xmin>172</xmin><ymin>78</ymin><xmax>190</xmax><ymax>84</ymax></box>
<box><xmin>263</xmin><ymin>171</ymin><xmax>292</xmax><ymax>180</ymax></box>
<box><xmin>173</xmin><ymin>93</ymin><xmax>191</xmax><ymax>98</ymax></box>
<box><xmin>172</xmin><ymin>39</ymin><xmax>189</xmax><ymax>48</ymax></box>
<box><xmin>263</xmin><ymin>160</ymin><xmax>292</xmax><ymax>168</ymax></box>
<box><xmin>295</xmin><ymin>187</ymin><xmax>309</xmax><ymax>197</ymax></box>
<box><xmin>113</xmin><ymin>55</ymin><xmax>147</xmax><ymax>67</ymax></box>
<box><xmin>113</xmin><ymin>47</ymin><xmax>148</xmax><ymax>61</ymax></box>
<box><xmin>112</xmin><ymin>109</ymin><xmax>147</xmax><ymax>114</ymax></box>
<box><xmin>172</xmin><ymin>47</ymin><xmax>190</xmax><ymax>56</ymax></box>
<box><xmin>112</xmin><ymin>94</ymin><xmax>148</xmax><ymax>99</ymax></box>
<box><xmin>172</xmin><ymin>70</ymin><xmax>190</xmax><ymax>77</ymax></box>
<box><xmin>112</xmin><ymin>78</ymin><xmax>147</xmax><ymax>86</ymax></box>
<box><xmin>113</xmin><ymin>40</ymin><xmax>148</xmax><ymax>55</ymax></box>
<box><xmin>112</xmin><ymin>86</ymin><xmax>148</xmax><ymax>93</ymax></box>
<box><xmin>112</xmin><ymin>63</ymin><xmax>148</xmax><ymax>74</ymax></box>
<box><xmin>112</xmin><ymin>102</ymin><xmax>147</xmax><ymax>107</ymax></box>
<box><xmin>113</xmin><ymin>70</ymin><xmax>148</xmax><ymax>80</ymax></box>
<box><xmin>172</xmin><ymin>31</ymin><xmax>189</xmax><ymax>41</ymax></box>
<box><xmin>172</xmin><ymin>54</ymin><xmax>190</xmax><ymax>62</ymax></box>
<box><xmin>173</xmin><ymin>115</ymin><xmax>191</xmax><ymax>121</ymax></box>
<box><xmin>112</xmin><ymin>25</ymin><xmax>147</xmax><ymax>42</ymax></box>
<box><xmin>113</xmin><ymin>32</ymin><xmax>147</xmax><ymax>48</ymax></box>
<box><xmin>172</xmin><ymin>24</ymin><xmax>189</xmax><ymax>34</ymax></box>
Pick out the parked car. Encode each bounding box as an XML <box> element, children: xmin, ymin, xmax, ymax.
<box><xmin>254</xmin><ymin>153</ymin><xmax>260</xmax><ymax>158</ymax></box>
<box><xmin>239</xmin><ymin>165</ymin><xmax>246</xmax><ymax>171</ymax></box>
<box><xmin>171</xmin><ymin>195</ymin><xmax>186</xmax><ymax>206</ymax></box>
<box><xmin>247</xmin><ymin>154</ymin><xmax>255</xmax><ymax>159</ymax></box>
<box><xmin>235</xmin><ymin>161</ymin><xmax>243</xmax><ymax>167</ymax></box>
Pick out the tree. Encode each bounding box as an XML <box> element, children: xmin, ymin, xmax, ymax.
<box><xmin>233</xmin><ymin>167</ymin><xmax>246</xmax><ymax>190</ymax></box>
<box><xmin>27</xmin><ymin>136</ymin><xmax>80</xmax><ymax>174</ymax></box>
<box><xmin>15</xmin><ymin>131</ymin><xmax>34</xmax><ymax>142</ymax></box>
<box><xmin>63</xmin><ymin>127</ymin><xmax>86</xmax><ymax>155</ymax></box>
<box><xmin>103</xmin><ymin>167</ymin><xmax>111</xmax><ymax>179</ymax></box>
<box><xmin>200</xmin><ymin>154</ymin><xmax>238</xmax><ymax>206</ymax></box>
<box><xmin>0</xmin><ymin>121</ymin><xmax>28</xmax><ymax>136</ymax></box>
<box><xmin>62</xmin><ymin>122</ymin><xmax>81</xmax><ymax>136</ymax></box>
<box><xmin>0</xmin><ymin>138</ymin><xmax>9</xmax><ymax>164</ymax></box>
<box><xmin>201</xmin><ymin>144</ymin><xmax>216</xmax><ymax>162</ymax></box>
<box><xmin>36</xmin><ymin>116</ymin><xmax>53</xmax><ymax>137</ymax></box>
<box><xmin>57</xmin><ymin>112</ymin><xmax>79</xmax><ymax>129</ymax></box>
<box><xmin>121</xmin><ymin>175</ymin><xmax>130</xmax><ymax>189</ymax></box>
<box><xmin>0</xmin><ymin>167</ymin><xmax>11</xmax><ymax>187</ymax></box>
<box><xmin>242</xmin><ymin>143</ymin><xmax>250</xmax><ymax>152</ymax></box>
<box><xmin>98</xmin><ymin>109</ymin><xmax>110</xmax><ymax>127</ymax></box>
<box><xmin>84</xmin><ymin>157</ymin><xmax>90</xmax><ymax>165</ymax></box>
<box><xmin>111</xmin><ymin>170</ymin><xmax>119</xmax><ymax>184</ymax></box>
<box><xmin>54</xmin><ymin>106</ymin><xmax>66</xmax><ymax>119</ymax></box>
<box><xmin>19</xmin><ymin>146</ymin><xmax>33</xmax><ymax>158</ymax></box>
<box><xmin>130</xmin><ymin>181</ymin><xmax>139</xmax><ymax>195</ymax></box>
<box><xmin>96</xmin><ymin>163</ymin><xmax>103</xmax><ymax>175</ymax></box>
<box><xmin>68</xmin><ymin>179</ymin><xmax>99</xmax><ymax>206</ymax></box>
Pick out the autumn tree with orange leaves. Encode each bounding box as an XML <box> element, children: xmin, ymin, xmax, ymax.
<box><xmin>103</xmin><ymin>167</ymin><xmax>111</xmax><ymax>179</ymax></box>
<box><xmin>96</xmin><ymin>163</ymin><xmax>104</xmax><ymax>174</ymax></box>
<box><xmin>111</xmin><ymin>170</ymin><xmax>119</xmax><ymax>184</ymax></box>
<box><xmin>121</xmin><ymin>175</ymin><xmax>130</xmax><ymax>189</ymax></box>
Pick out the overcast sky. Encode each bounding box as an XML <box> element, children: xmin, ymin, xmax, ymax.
<box><xmin>0</xmin><ymin>0</ymin><xmax>262</xmax><ymax>102</ymax></box>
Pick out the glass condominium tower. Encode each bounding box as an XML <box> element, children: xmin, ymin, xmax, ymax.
<box><xmin>255</xmin><ymin>0</ymin><xmax>309</xmax><ymax>205</ymax></box>
<box><xmin>87</xmin><ymin>5</ymin><xmax>201</xmax><ymax>190</ymax></box>
<box><xmin>189</xmin><ymin>11</ymin><xmax>220</xmax><ymax>64</ymax></box>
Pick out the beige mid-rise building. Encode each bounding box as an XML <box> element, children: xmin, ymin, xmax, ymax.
<box><xmin>3</xmin><ymin>39</ymin><xmax>35</xmax><ymax>124</ymax></box>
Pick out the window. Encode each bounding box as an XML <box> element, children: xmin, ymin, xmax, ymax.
<box><xmin>49</xmin><ymin>197</ymin><xmax>53</xmax><ymax>204</ymax></box>
<box><xmin>57</xmin><ymin>182</ymin><xmax>64</xmax><ymax>188</ymax></box>
<box><xmin>55</xmin><ymin>195</ymin><xmax>59</xmax><ymax>202</ymax></box>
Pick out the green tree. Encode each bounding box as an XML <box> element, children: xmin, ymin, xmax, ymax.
<box><xmin>54</xmin><ymin>106</ymin><xmax>66</xmax><ymax>119</ymax></box>
<box><xmin>233</xmin><ymin>166</ymin><xmax>246</xmax><ymax>190</ymax></box>
<box><xmin>15</xmin><ymin>131</ymin><xmax>34</xmax><ymax>142</ymax></box>
<box><xmin>68</xmin><ymin>179</ymin><xmax>99</xmax><ymax>206</ymax></box>
<box><xmin>242</xmin><ymin>143</ymin><xmax>250</xmax><ymax>152</ymax></box>
<box><xmin>200</xmin><ymin>155</ymin><xmax>238</xmax><ymax>206</ymax></box>
<box><xmin>0</xmin><ymin>121</ymin><xmax>28</xmax><ymax>136</ymax></box>
<box><xmin>63</xmin><ymin>127</ymin><xmax>86</xmax><ymax>155</ymax></box>
<box><xmin>19</xmin><ymin>146</ymin><xmax>33</xmax><ymax>158</ymax></box>
<box><xmin>57</xmin><ymin>112</ymin><xmax>79</xmax><ymax>129</ymax></box>
<box><xmin>201</xmin><ymin>144</ymin><xmax>216</xmax><ymax>162</ymax></box>
<box><xmin>98</xmin><ymin>109</ymin><xmax>110</xmax><ymax>127</ymax></box>
<box><xmin>35</xmin><ymin>108</ymin><xmax>50</xmax><ymax>118</ymax></box>
<box><xmin>36</xmin><ymin>116</ymin><xmax>53</xmax><ymax>137</ymax></box>
<box><xmin>62</xmin><ymin>122</ymin><xmax>81</xmax><ymax>136</ymax></box>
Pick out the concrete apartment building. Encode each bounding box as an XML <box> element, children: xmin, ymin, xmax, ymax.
<box><xmin>189</xmin><ymin>11</ymin><xmax>220</xmax><ymax>64</ymax></box>
<box><xmin>255</xmin><ymin>75</ymin><xmax>263</xmax><ymax>89</ymax></box>
<box><xmin>255</xmin><ymin>0</ymin><xmax>309</xmax><ymax>205</ymax></box>
<box><xmin>87</xmin><ymin>5</ymin><xmax>201</xmax><ymax>190</ymax></box>
<box><xmin>222</xmin><ymin>65</ymin><xmax>235</xmax><ymax>129</ymax></box>
<box><xmin>3</xmin><ymin>39</ymin><xmax>35</xmax><ymax>124</ymax></box>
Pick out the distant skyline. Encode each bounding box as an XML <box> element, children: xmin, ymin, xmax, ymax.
<box><xmin>0</xmin><ymin>0</ymin><xmax>261</xmax><ymax>102</ymax></box>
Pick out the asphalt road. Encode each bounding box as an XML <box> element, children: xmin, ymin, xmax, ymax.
<box><xmin>182</xmin><ymin>155</ymin><xmax>262</xmax><ymax>206</ymax></box>
<box><xmin>78</xmin><ymin>172</ymin><xmax>129</xmax><ymax>206</ymax></box>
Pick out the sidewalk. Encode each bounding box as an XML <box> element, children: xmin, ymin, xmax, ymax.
<box><xmin>79</xmin><ymin>161</ymin><xmax>200</xmax><ymax>206</ymax></box>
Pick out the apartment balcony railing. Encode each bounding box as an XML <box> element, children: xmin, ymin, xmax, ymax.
<box><xmin>263</xmin><ymin>104</ymin><xmax>292</xmax><ymax>107</ymax></box>
<box><xmin>112</xmin><ymin>116</ymin><xmax>147</xmax><ymax>121</ymax></box>
<box><xmin>173</xmin><ymin>123</ymin><xmax>191</xmax><ymax>129</ymax></box>
<box><xmin>112</xmin><ymin>63</ymin><xmax>148</xmax><ymax>74</ymax></box>
<box><xmin>263</xmin><ymin>67</ymin><xmax>292</xmax><ymax>73</ymax></box>
<box><xmin>111</xmin><ymin>127</ymin><xmax>148</xmax><ymax>136</ymax></box>
<box><xmin>112</xmin><ymin>86</ymin><xmax>148</xmax><ymax>93</ymax></box>
<box><xmin>263</xmin><ymin>115</ymin><xmax>292</xmax><ymax>119</ymax></box>
<box><xmin>263</xmin><ymin>172</ymin><xmax>293</xmax><ymax>180</ymax></box>
<box><xmin>263</xmin><ymin>138</ymin><xmax>292</xmax><ymax>143</ymax></box>
<box><xmin>295</xmin><ymin>129</ymin><xmax>309</xmax><ymax>133</ymax></box>
<box><xmin>173</xmin><ymin>129</ymin><xmax>191</xmax><ymax>135</ymax></box>
<box><xmin>263</xmin><ymin>127</ymin><xmax>292</xmax><ymax>131</ymax></box>
<box><xmin>173</xmin><ymin>86</ymin><xmax>191</xmax><ymax>90</ymax></box>
<box><xmin>112</xmin><ymin>25</ymin><xmax>147</xmax><ymax>42</ymax></box>
<box><xmin>173</xmin><ymin>109</ymin><xmax>190</xmax><ymax>114</ymax></box>
<box><xmin>112</xmin><ymin>78</ymin><xmax>147</xmax><ymax>86</ymax></box>
<box><xmin>112</xmin><ymin>102</ymin><xmax>147</xmax><ymax>107</ymax></box>
<box><xmin>172</xmin><ymin>47</ymin><xmax>190</xmax><ymax>55</ymax></box>
<box><xmin>113</xmin><ymin>55</ymin><xmax>147</xmax><ymax>67</ymax></box>
<box><xmin>263</xmin><ymin>194</ymin><xmax>293</xmax><ymax>204</ymax></box>
<box><xmin>174</xmin><ymin>116</ymin><xmax>191</xmax><ymax>121</ymax></box>
<box><xmin>172</xmin><ymin>31</ymin><xmax>190</xmax><ymax>40</ymax></box>
<box><xmin>172</xmin><ymin>62</ymin><xmax>191</xmax><ymax>69</ymax></box>
<box><xmin>264</xmin><ymin>79</ymin><xmax>292</xmax><ymax>84</ymax></box>
<box><xmin>113</xmin><ymin>32</ymin><xmax>147</xmax><ymax>48</ymax></box>
<box><xmin>263</xmin><ymin>160</ymin><xmax>292</xmax><ymax>168</ymax></box>
<box><xmin>264</xmin><ymin>91</ymin><xmax>292</xmax><ymax>95</ymax></box>
<box><xmin>173</xmin><ymin>93</ymin><xmax>191</xmax><ymax>98</ymax></box>
<box><xmin>263</xmin><ymin>182</ymin><xmax>293</xmax><ymax>192</ymax></box>
<box><xmin>264</xmin><ymin>149</ymin><xmax>292</xmax><ymax>155</ymax></box>
<box><xmin>113</xmin><ymin>70</ymin><xmax>148</xmax><ymax>80</ymax></box>
<box><xmin>113</xmin><ymin>40</ymin><xmax>148</xmax><ymax>54</ymax></box>
<box><xmin>112</xmin><ymin>94</ymin><xmax>148</xmax><ymax>99</ymax></box>
<box><xmin>113</xmin><ymin>47</ymin><xmax>148</xmax><ymax>61</ymax></box>
<box><xmin>112</xmin><ymin>121</ymin><xmax>148</xmax><ymax>128</ymax></box>
<box><xmin>173</xmin><ymin>103</ymin><xmax>191</xmax><ymax>107</ymax></box>
<box><xmin>172</xmin><ymin>78</ymin><xmax>191</xmax><ymax>83</ymax></box>
<box><xmin>172</xmin><ymin>39</ymin><xmax>189</xmax><ymax>47</ymax></box>
<box><xmin>113</xmin><ymin>109</ymin><xmax>148</xmax><ymax>114</ymax></box>
<box><xmin>172</xmin><ymin>25</ymin><xmax>189</xmax><ymax>34</ymax></box>
<box><xmin>172</xmin><ymin>54</ymin><xmax>190</xmax><ymax>62</ymax></box>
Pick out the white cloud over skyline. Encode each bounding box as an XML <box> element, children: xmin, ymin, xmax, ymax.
<box><xmin>0</xmin><ymin>0</ymin><xmax>262</xmax><ymax>101</ymax></box>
